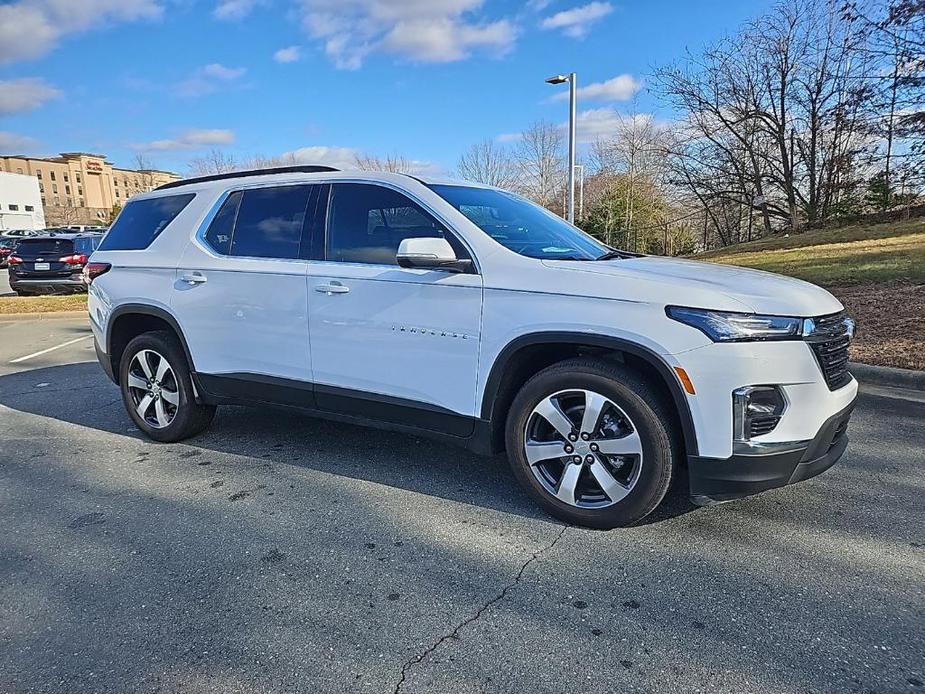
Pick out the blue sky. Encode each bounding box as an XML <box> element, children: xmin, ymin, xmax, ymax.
<box><xmin>0</xmin><ymin>0</ymin><xmax>772</xmax><ymax>175</ymax></box>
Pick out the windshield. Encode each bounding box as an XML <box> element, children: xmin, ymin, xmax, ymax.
<box><xmin>428</xmin><ymin>184</ymin><xmax>609</xmax><ymax>260</ymax></box>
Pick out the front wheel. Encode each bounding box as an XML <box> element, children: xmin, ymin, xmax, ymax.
<box><xmin>506</xmin><ymin>358</ymin><xmax>676</xmax><ymax>529</ymax></box>
<box><xmin>119</xmin><ymin>331</ymin><xmax>216</xmax><ymax>442</ymax></box>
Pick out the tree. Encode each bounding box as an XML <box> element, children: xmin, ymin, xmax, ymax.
<box><xmin>188</xmin><ymin>149</ymin><xmax>237</xmax><ymax>176</ymax></box>
<box><xmin>456</xmin><ymin>139</ymin><xmax>518</xmax><ymax>188</ymax></box>
<box><xmin>132</xmin><ymin>153</ymin><xmax>157</xmax><ymax>191</ymax></box>
<box><xmin>515</xmin><ymin>120</ymin><xmax>566</xmax><ymax>211</ymax></box>
<box><xmin>353</xmin><ymin>153</ymin><xmax>416</xmax><ymax>173</ymax></box>
<box><xmin>652</xmin><ymin>0</ymin><xmax>881</xmax><ymax>240</ymax></box>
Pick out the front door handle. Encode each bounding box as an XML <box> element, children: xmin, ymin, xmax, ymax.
<box><xmin>315</xmin><ymin>282</ymin><xmax>349</xmax><ymax>295</ymax></box>
<box><xmin>181</xmin><ymin>272</ymin><xmax>207</xmax><ymax>285</ymax></box>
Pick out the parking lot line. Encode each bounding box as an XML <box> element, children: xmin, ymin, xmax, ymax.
<box><xmin>9</xmin><ymin>335</ymin><xmax>93</xmax><ymax>364</ymax></box>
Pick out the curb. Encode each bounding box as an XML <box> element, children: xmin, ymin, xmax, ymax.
<box><xmin>0</xmin><ymin>311</ymin><xmax>88</xmax><ymax>321</ymax></box>
<box><xmin>850</xmin><ymin>361</ymin><xmax>925</xmax><ymax>392</ymax></box>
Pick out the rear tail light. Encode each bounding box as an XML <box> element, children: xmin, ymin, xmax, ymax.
<box><xmin>82</xmin><ymin>262</ymin><xmax>111</xmax><ymax>285</ymax></box>
<box><xmin>60</xmin><ymin>254</ymin><xmax>88</xmax><ymax>264</ymax></box>
<box><xmin>7</xmin><ymin>255</ymin><xmax>22</xmax><ymax>265</ymax></box>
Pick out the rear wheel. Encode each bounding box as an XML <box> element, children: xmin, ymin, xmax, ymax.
<box><xmin>506</xmin><ymin>358</ymin><xmax>675</xmax><ymax>528</ymax></box>
<box><xmin>119</xmin><ymin>331</ymin><xmax>215</xmax><ymax>442</ymax></box>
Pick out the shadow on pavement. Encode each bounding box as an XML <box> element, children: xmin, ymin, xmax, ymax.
<box><xmin>0</xmin><ymin>361</ymin><xmax>697</xmax><ymax>525</ymax></box>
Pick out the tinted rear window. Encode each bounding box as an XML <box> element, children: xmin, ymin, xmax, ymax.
<box><xmin>16</xmin><ymin>238</ymin><xmax>74</xmax><ymax>256</ymax></box>
<box><xmin>230</xmin><ymin>186</ymin><xmax>310</xmax><ymax>259</ymax></box>
<box><xmin>98</xmin><ymin>193</ymin><xmax>194</xmax><ymax>251</ymax></box>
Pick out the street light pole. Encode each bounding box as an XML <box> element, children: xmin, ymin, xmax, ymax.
<box><xmin>567</xmin><ymin>72</ymin><xmax>576</xmax><ymax>224</ymax></box>
<box><xmin>546</xmin><ymin>72</ymin><xmax>577</xmax><ymax>223</ymax></box>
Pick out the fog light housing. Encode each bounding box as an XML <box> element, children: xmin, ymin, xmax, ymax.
<box><xmin>733</xmin><ymin>386</ymin><xmax>786</xmax><ymax>441</ymax></box>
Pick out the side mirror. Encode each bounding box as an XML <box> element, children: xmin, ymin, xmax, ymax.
<box><xmin>396</xmin><ymin>237</ymin><xmax>470</xmax><ymax>272</ymax></box>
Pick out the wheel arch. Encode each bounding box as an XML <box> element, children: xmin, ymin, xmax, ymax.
<box><xmin>106</xmin><ymin>304</ymin><xmax>197</xmax><ymax>386</ymax></box>
<box><xmin>480</xmin><ymin>332</ymin><xmax>699</xmax><ymax>457</ymax></box>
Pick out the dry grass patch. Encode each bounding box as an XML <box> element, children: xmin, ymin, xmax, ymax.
<box><xmin>0</xmin><ymin>294</ymin><xmax>88</xmax><ymax>315</ymax></box>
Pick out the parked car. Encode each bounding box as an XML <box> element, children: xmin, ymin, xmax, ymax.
<box><xmin>0</xmin><ymin>238</ymin><xmax>20</xmax><ymax>268</ymax></box>
<box><xmin>8</xmin><ymin>233</ymin><xmax>103</xmax><ymax>295</ymax></box>
<box><xmin>61</xmin><ymin>225</ymin><xmax>107</xmax><ymax>233</ymax></box>
<box><xmin>0</xmin><ymin>228</ymin><xmax>41</xmax><ymax>239</ymax></box>
<box><xmin>87</xmin><ymin>166</ymin><xmax>857</xmax><ymax>528</ymax></box>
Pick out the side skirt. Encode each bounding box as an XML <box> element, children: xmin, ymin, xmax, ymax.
<box><xmin>195</xmin><ymin>372</ymin><xmax>493</xmax><ymax>455</ymax></box>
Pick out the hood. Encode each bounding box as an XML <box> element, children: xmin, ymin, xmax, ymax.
<box><xmin>541</xmin><ymin>256</ymin><xmax>844</xmax><ymax>317</ymax></box>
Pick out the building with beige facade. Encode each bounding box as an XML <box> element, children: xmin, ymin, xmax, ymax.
<box><xmin>0</xmin><ymin>152</ymin><xmax>180</xmax><ymax>227</ymax></box>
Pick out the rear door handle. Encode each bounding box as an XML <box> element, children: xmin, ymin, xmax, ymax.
<box><xmin>181</xmin><ymin>272</ymin><xmax>207</xmax><ymax>285</ymax></box>
<box><xmin>315</xmin><ymin>282</ymin><xmax>349</xmax><ymax>295</ymax></box>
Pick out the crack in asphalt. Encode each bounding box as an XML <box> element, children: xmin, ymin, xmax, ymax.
<box><xmin>392</xmin><ymin>523</ymin><xmax>569</xmax><ymax>694</ymax></box>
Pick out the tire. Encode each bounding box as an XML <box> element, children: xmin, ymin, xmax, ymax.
<box><xmin>505</xmin><ymin>357</ymin><xmax>676</xmax><ymax>529</ymax></box>
<box><xmin>118</xmin><ymin>330</ymin><xmax>216</xmax><ymax>443</ymax></box>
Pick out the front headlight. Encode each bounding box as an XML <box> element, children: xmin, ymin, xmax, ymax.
<box><xmin>666</xmin><ymin>306</ymin><xmax>803</xmax><ymax>342</ymax></box>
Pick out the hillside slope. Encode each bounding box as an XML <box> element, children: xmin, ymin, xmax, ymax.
<box><xmin>693</xmin><ymin>217</ymin><xmax>924</xmax><ymax>371</ymax></box>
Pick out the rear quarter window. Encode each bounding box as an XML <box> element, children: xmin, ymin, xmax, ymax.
<box><xmin>98</xmin><ymin>193</ymin><xmax>195</xmax><ymax>251</ymax></box>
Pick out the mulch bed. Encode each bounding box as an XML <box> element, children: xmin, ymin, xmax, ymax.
<box><xmin>830</xmin><ymin>282</ymin><xmax>924</xmax><ymax>371</ymax></box>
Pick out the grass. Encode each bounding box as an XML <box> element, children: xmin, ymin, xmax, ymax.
<box><xmin>695</xmin><ymin>217</ymin><xmax>925</xmax><ymax>286</ymax></box>
<box><xmin>693</xmin><ymin>217</ymin><xmax>925</xmax><ymax>370</ymax></box>
<box><xmin>0</xmin><ymin>293</ymin><xmax>87</xmax><ymax>315</ymax></box>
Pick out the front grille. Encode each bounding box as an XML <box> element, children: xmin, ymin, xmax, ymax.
<box><xmin>807</xmin><ymin>311</ymin><xmax>853</xmax><ymax>391</ymax></box>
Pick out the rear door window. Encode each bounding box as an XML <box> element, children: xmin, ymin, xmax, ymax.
<box><xmin>74</xmin><ymin>238</ymin><xmax>99</xmax><ymax>255</ymax></box>
<box><xmin>229</xmin><ymin>185</ymin><xmax>311</xmax><ymax>259</ymax></box>
<box><xmin>98</xmin><ymin>193</ymin><xmax>194</xmax><ymax>251</ymax></box>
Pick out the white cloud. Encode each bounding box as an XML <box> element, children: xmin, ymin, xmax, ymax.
<box><xmin>213</xmin><ymin>0</ymin><xmax>260</xmax><ymax>20</ymax></box>
<box><xmin>273</xmin><ymin>46</ymin><xmax>302</xmax><ymax>63</ymax></box>
<box><xmin>551</xmin><ymin>74</ymin><xmax>642</xmax><ymax>103</ymax></box>
<box><xmin>0</xmin><ymin>131</ymin><xmax>39</xmax><ymax>152</ymax></box>
<box><xmin>571</xmin><ymin>108</ymin><xmax>662</xmax><ymax>143</ymax></box>
<box><xmin>283</xmin><ymin>146</ymin><xmax>361</xmax><ymax>169</ymax></box>
<box><xmin>297</xmin><ymin>0</ymin><xmax>517</xmax><ymax>69</ymax></box>
<box><xmin>176</xmin><ymin>63</ymin><xmax>247</xmax><ymax>97</ymax></box>
<box><xmin>0</xmin><ymin>78</ymin><xmax>61</xmax><ymax>115</ymax></box>
<box><xmin>541</xmin><ymin>1</ymin><xmax>612</xmax><ymax>38</ymax></box>
<box><xmin>133</xmin><ymin>129</ymin><xmax>236</xmax><ymax>151</ymax></box>
<box><xmin>496</xmin><ymin>132</ymin><xmax>523</xmax><ymax>143</ymax></box>
<box><xmin>282</xmin><ymin>146</ymin><xmax>442</xmax><ymax>175</ymax></box>
<box><xmin>0</xmin><ymin>0</ymin><xmax>163</xmax><ymax>65</ymax></box>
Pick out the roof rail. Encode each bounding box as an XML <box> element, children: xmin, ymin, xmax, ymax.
<box><xmin>155</xmin><ymin>165</ymin><xmax>340</xmax><ymax>191</ymax></box>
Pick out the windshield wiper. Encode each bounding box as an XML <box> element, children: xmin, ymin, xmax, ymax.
<box><xmin>595</xmin><ymin>248</ymin><xmax>633</xmax><ymax>261</ymax></box>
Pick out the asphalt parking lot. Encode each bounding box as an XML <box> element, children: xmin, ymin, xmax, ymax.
<box><xmin>1</xmin><ymin>316</ymin><xmax>923</xmax><ymax>694</ymax></box>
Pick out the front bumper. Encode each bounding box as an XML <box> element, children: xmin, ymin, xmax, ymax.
<box><xmin>688</xmin><ymin>395</ymin><xmax>857</xmax><ymax>503</ymax></box>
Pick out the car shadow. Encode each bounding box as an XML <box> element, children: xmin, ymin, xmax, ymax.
<box><xmin>0</xmin><ymin>361</ymin><xmax>699</xmax><ymax>525</ymax></box>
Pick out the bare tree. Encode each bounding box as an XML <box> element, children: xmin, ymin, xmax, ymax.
<box><xmin>652</xmin><ymin>0</ymin><xmax>878</xmax><ymax>241</ymax></box>
<box><xmin>514</xmin><ymin>120</ymin><xmax>566</xmax><ymax>210</ymax></box>
<box><xmin>188</xmin><ymin>149</ymin><xmax>237</xmax><ymax>176</ymax></box>
<box><xmin>353</xmin><ymin>153</ymin><xmax>416</xmax><ymax>173</ymax></box>
<box><xmin>132</xmin><ymin>153</ymin><xmax>157</xmax><ymax>191</ymax></box>
<box><xmin>456</xmin><ymin>139</ymin><xmax>518</xmax><ymax>188</ymax></box>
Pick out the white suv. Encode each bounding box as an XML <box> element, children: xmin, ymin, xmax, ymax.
<box><xmin>87</xmin><ymin>166</ymin><xmax>858</xmax><ymax>528</ymax></box>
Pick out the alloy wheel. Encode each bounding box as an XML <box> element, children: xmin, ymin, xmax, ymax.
<box><xmin>126</xmin><ymin>349</ymin><xmax>180</xmax><ymax>429</ymax></box>
<box><xmin>524</xmin><ymin>388</ymin><xmax>643</xmax><ymax>508</ymax></box>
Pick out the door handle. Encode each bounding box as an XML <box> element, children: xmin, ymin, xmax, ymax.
<box><xmin>181</xmin><ymin>272</ymin><xmax>207</xmax><ymax>285</ymax></box>
<box><xmin>315</xmin><ymin>283</ymin><xmax>349</xmax><ymax>295</ymax></box>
